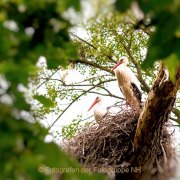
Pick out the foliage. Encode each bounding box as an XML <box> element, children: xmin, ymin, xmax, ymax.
<box><xmin>0</xmin><ymin>0</ymin><xmax>105</xmax><ymax>179</ymax></box>
<box><xmin>62</xmin><ymin>118</ymin><xmax>82</xmax><ymax>138</ymax></box>
<box><xmin>115</xmin><ymin>0</ymin><xmax>180</xmax><ymax>80</ymax></box>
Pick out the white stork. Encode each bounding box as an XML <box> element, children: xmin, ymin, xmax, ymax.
<box><xmin>88</xmin><ymin>96</ymin><xmax>107</xmax><ymax>124</ymax></box>
<box><xmin>112</xmin><ymin>56</ymin><xmax>142</xmax><ymax>109</ymax></box>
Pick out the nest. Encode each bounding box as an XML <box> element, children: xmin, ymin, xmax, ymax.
<box><xmin>63</xmin><ymin>109</ymin><xmax>139</xmax><ymax>167</ymax></box>
<box><xmin>62</xmin><ymin>108</ymin><xmax>175</xmax><ymax>179</ymax></box>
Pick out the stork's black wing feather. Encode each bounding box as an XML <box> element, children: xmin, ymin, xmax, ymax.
<box><xmin>131</xmin><ymin>83</ymin><xmax>141</xmax><ymax>102</ymax></box>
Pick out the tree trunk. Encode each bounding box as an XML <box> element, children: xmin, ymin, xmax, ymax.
<box><xmin>116</xmin><ymin>64</ymin><xmax>180</xmax><ymax>180</ymax></box>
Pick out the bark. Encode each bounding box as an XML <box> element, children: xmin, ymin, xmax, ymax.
<box><xmin>134</xmin><ymin>64</ymin><xmax>180</xmax><ymax>150</ymax></box>
<box><xmin>116</xmin><ymin>64</ymin><xmax>180</xmax><ymax>180</ymax></box>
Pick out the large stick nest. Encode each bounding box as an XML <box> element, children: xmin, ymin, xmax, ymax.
<box><xmin>63</xmin><ymin>108</ymin><xmax>175</xmax><ymax>177</ymax></box>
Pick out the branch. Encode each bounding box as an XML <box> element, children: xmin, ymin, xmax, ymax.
<box><xmin>95</xmin><ymin>85</ymin><xmax>124</xmax><ymax>100</ymax></box>
<box><xmin>73</xmin><ymin>74</ymin><xmax>113</xmax><ymax>84</ymax></box>
<box><xmin>37</xmin><ymin>78</ymin><xmax>95</xmax><ymax>87</ymax></box>
<box><xmin>72</xmin><ymin>30</ymin><xmax>150</xmax><ymax>93</ymax></box>
<box><xmin>80</xmin><ymin>115</ymin><xmax>94</xmax><ymax>121</ymax></box>
<box><xmin>87</xmin><ymin>91</ymin><xmax>124</xmax><ymax>100</ymax></box>
<box><xmin>37</xmin><ymin>74</ymin><xmax>114</xmax><ymax>86</ymax></box>
<box><xmin>71</xmin><ymin>33</ymin><xmax>116</xmax><ymax>63</ymax></box>
<box><xmin>47</xmin><ymin>87</ymin><xmax>95</xmax><ymax>130</ymax></box>
<box><xmin>47</xmin><ymin>79</ymin><xmax>120</xmax><ymax>130</ymax></box>
<box><xmin>36</xmin><ymin>69</ymin><xmax>59</xmax><ymax>89</ymax></box>
<box><xmin>70</xmin><ymin>58</ymin><xmax>113</xmax><ymax>75</ymax></box>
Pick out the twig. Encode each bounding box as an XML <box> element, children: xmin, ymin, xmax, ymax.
<box><xmin>71</xmin><ymin>58</ymin><xmax>113</xmax><ymax>75</ymax></box>
<box><xmin>36</xmin><ymin>69</ymin><xmax>59</xmax><ymax>89</ymax></box>
<box><xmin>71</xmin><ymin>33</ymin><xmax>116</xmax><ymax>63</ymax></box>
<box><xmin>48</xmin><ymin>82</ymin><xmax>107</xmax><ymax>130</ymax></box>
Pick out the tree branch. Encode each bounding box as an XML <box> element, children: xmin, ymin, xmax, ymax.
<box><xmin>47</xmin><ymin>79</ymin><xmax>120</xmax><ymax>130</ymax></box>
<box><xmin>47</xmin><ymin>86</ymin><xmax>96</xmax><ymax>130</ymax></box>
<box><xmin>70</xmin><ymin>58</ymin><xmax>113</xmax><ymax>75</ymax></box>
<box><xmin>35</xmin><ymin>69</ymin><xmax>59</xmax><ymax>89</ymax></box>
<box><xmin>88</xmin><ymin>91</ymin><xmax>124</xmax><ymax>100</ymax></box>
<box><xmin>71</xmin><ymin>33</ymin><xmax>116</xmax><ymax>63</ymax></box>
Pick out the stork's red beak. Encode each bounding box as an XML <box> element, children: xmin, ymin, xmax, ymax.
<box><xmin>111</xmin><ymin>61</ymin><xmax>122</xmax><ymax>71</ymax></box>
<box><xmin>88</xmin><ymin>99</ymin><xmax>98</xmax><ymax>111</ymax></box>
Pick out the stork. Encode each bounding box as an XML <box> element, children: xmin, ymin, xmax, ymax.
<box><xmin>112</xmin><ymin>56</ymin><xmax>142</xmax><ymax>109</ymax></box>
<box><xmin>88</xmin><ymin>96</ymin><xmax>107</xmax><ymax>124</ymax></box>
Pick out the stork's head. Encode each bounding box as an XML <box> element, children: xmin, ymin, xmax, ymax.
<box><xmin>112</xmin><ymin>56</ymin><xmax>128</xmax><ymax>71</ymax></box>
<box><xmin>88</xmin><ymin>96</ymin><xmax>101</xmax><ymax>111</ymax></box>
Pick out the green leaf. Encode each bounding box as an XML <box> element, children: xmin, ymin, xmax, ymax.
<box><xmin>57</xmin><ymin>0</ymin><xmax>80</xmax><ymax>12</ymax></box>
<box><xmin>142</xmin><ymin>11</ymin><xmax>180</xmax><ymax>69</ymax></box>
<box><xmin>35</xmin><ymin>142</ymin><xmax>74</xmax><ymax>167</ymax></box>
<box><xmin>164</xmin><ymin>54</ymin><xmax>180</xmax><ymax>81</ymax></box>
<box><xmin>34</xmin><ymin>95</ymin><xmax>55</xmax><ymax>108</ymax></box>
<box><xmin>0</xmin><ymin>60</ymin><xmax>38</xmax><ymax>85</ymax></box>
<box><xmin>14</xmin><ymin>90</ymin><xmax>30</xmax><ymax>110</ymax></box>
<box><xmin>45</xmin><ymin>47</ymin><xmax>67</xmax><ymax>69</ymax></box>
<box><xmin>35</xmin><ymin>142</ymin><xmax>105</xmax><ymax>180</ymax></box>
<box><xmin>46</xmin><ymin>43</ymin><xmax>78</xmax><ymax>69</ymax></box>
<box><xmin>115</xmin><ymin>0</ymin><xmax>132</xmax><ymax>12</ymax></box>
<box><xmin>137</xmin><ymin>0</ymin><xmax>173</xmax><ymax>14</ymax></box>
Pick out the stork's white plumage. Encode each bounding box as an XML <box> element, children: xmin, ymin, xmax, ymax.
<box><xmin>88</xmin><ymin>96</ymin><xmax>107</xmax><ymax>124</ymax></box>
<box><xmin>112</xmin><ymin>56</ymin><xmax>142</xmax><ymax>108</ymax></box>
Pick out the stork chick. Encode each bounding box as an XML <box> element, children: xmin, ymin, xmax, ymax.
<box><xmin>112</xmin><ymin>56</ymin><xmax>141</xmax><ymax>109</ymax></box>
<box><xmin>88</xmin><ymin>96</ymin><xmax>107</xmax><ymax>124</ymax></box>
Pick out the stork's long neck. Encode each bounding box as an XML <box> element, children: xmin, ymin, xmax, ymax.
<box><xmin>94</xmin><ymin>100</ymin><xmax>107</xmax><ymax>115</ymax></box>
<box><xmin>114</xmin><ymin>64</ymin><xmax>141</xmax><ymax>89</ymax></box>
<box><xmin>114</xmin><ymin>64</ymin><xmax>127</xmax><ymax>80</ymax></box>
<box><xmin>118</xmin><ymin>63</ymin><xmax>127</xmax><ymax>69</ymax></box>
<box><xmin>98</xmin><ymin>100</ymin><xmax>104</xmax><ymax>106</ymax></box>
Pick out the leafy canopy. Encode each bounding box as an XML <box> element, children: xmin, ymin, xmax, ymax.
<box><xmin>115</xmin><ymin>0</ymin><xmax>180</xmax><ymax>80</ymax></box>
<box><xmin>0</xmin><ymin>0</ymin><xmax>104</xmax><ymax>179</ymax></box>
